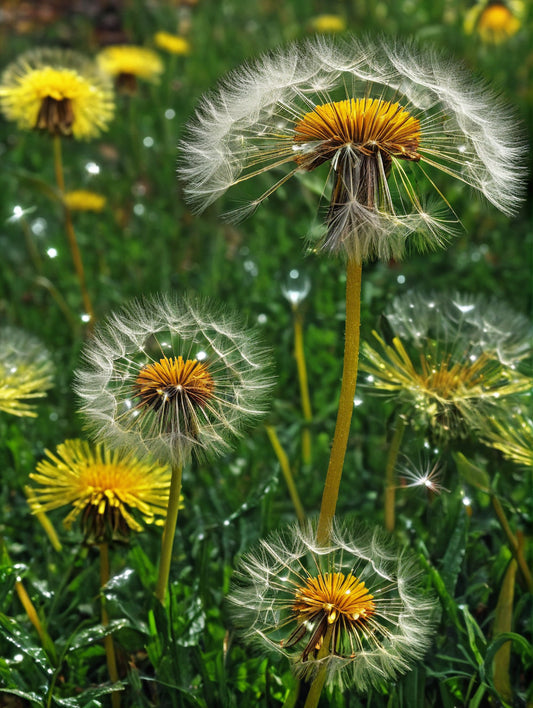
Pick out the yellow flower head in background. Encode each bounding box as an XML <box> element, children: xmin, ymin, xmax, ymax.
<box><xmin>464</xmin><ymin>0</ymin><xmax>524</xmax><ymax>43</ymax></box>
<box><xmin>0</xmin><ymin>48</ymin><xmax>115</xmax><ymax>139</ymax></box>
<box><xmin>0</xmin><ymin>327</ymin><xmax>54</xmax><ymax>417</ymax></box>
<box><xmin>63</xmin><ymin>190</ymin><xmax>106</xmax><ymax>212</ymax></box>
<box><xmin>97</xmin><ymin>45</ymin><xmax>163</xmax><ymax>93</ymax></box>
<box><xmin>308</xmin><ymin>14</ymin><xmax>347</xmax><ymax>33</ymax></box>
<box><xmin>154</xmin><ymin>31</ymin><xmax>191</xmax><ymax>56</ymax></box>
<box><xmin>29</xmin><ymin>439</ymin><xmax>173</xmax><ymax>544</ymax></box>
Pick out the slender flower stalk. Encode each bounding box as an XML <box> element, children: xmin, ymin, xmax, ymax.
<box><xmin>53</xmin><ymin>134</ymin><xmax>95</xmax><ymax>325</ymax></box>
<box><xmin>282</xmin><ymin>269</ymin><xmax>313</xmax><ymax>465</ymax></box>
<box><xmin>155</xmin><ymin>463</ymin><xmax>183</xmax><ymax>602</ymax></box>
<box><xmin>265</xmin><ymin>425</ymin><xmax>305</xmax><ymax>524</ymax></box>
<box><xmin>316</xmin><ymin>259</ymin><xmax>362</xmax><ymax>545</ymax></box>
<box><xmin>99</xmin><ymin>542</ymin><xmax>121</xmax><ymax>708</ymax></box>
<box><xmin>384</xmin><ymin>416</ymin><xmax>406</xmax><ymax>532</ymax></box>
<box><xmin>292</xmin><ymin>308</ymin><xmax>313</xmax><ymax>465</ymax></box>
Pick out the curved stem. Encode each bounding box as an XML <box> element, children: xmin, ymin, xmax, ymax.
<box><xmin>293</xmin><ymin>308</ymin><xmax>313</xmax><ymax>465</ymax></box>
<box><xmin>384</xmin><ymin>417</ymin><xmax>406</xmax><ymax>532</ymax></box>
<box><xmin>99</xmin><ymin>542</ymin><xmax>120</xmax><ymax>708</ymax></box>
<box><xmin>53</xmin><ymin>135</ymin><xmax>95</xmax><ymax>327</ymax></box>
<box><xmin>265</xmin><ymin>425</ymin><xmax>306</xmax><ymax>524</ymax></box>
<box><xmin>316</xmin><ymin>258</ymin><xmax>362</xmax><ymax>546</ymax></box>
<box><xmin>155</xmin><ymin>462</ymin><xmax>183</xmax><ymax>603</ymax></box>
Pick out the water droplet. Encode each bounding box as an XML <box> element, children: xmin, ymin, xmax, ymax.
<box><xmin>46</xmin><ymin>247</ymin><xmax>58</xmax><ymax>258</ymax></box>
<box><xmin>85</xmin><ymin>161</ymin><xmax>100</xmax><ymax>175</ymax></box>
<box><xmin>165</xmin><ymin>108</ymin><xmax>176</xmax><ymax>120</ymax></box>
<box><xmin>143</xmin><ymin>136</ymin><xmax>154</xmax><ymax>148</ymax></box>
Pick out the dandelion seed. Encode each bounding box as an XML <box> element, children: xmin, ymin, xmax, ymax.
<box><xmin>0</xmin><ymin>48</ymin><xmax>114</xmax><ymax>139</ymax></box>
<box><xmin>179</xmin><ymin>35</ymin><xmax>525</xmax><ymax>262</ymax></box>
<box><xmin>75</xmin><ymin>294</ymin><xmax>273</xmax><ymax>466</ymax></box>
<box><xmin>0</xmin><ymin>327</ymin><xmax>54</xmax><ymax>417</ymax></box>
<box><xmin>28</xmin><ymin>439</ymin><xmax>173</xmax><ymax>544</ymax></box>
<box><xmin>399</xmin><ymin>457</ymin><xmax>448</xmax><ymax>495</ymax></box>
<box><xmin>228</xmin><ymin>519</ymin><xmax>437</xmax><ymax>691</ymax></box>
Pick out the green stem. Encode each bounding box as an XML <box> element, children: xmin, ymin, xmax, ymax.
<box><xmin>293</xmin><ymin>308</ymin><xmax>313</xmax><ymax>465</ymax></box>
<box><xmin>155</xmin><ymin>462</ymin><xmax>183</xmax><ymax>603</ymax></box>
<box><xmin>99</xmin><ymin>542</ymin><xmax>121</xmax><ymax>708</ymax></box>
<box><xmin>53</xmin><ymin>134</ymin><xmax>95</xmax><ymax>328</ymax></box>
<box><xmin>491</xmin><ymin>494</ymin><xmax>533</xmax><ymax>592</ymax></box>
<box><xmin>316</xmin><ymin>258</ymin><xmax>362</xmax><ymax>546</ymax></box>
<box><xmin>303</xmin><ymin>624</ymin><xmax>334</xmax><ymax>708</ymax></box>
<box><xmin>384</xmin><ymin>417</ymin><xmax>406</xmax><ymax>532</ymax></box>
<box><xmin>265</xmin><ymin>425</ymin><xmax>306</xmax><ymax>524</ymax></box>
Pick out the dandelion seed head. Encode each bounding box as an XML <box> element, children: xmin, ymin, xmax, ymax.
<box><xmin>180</xmin><ymin>35</ymin><xmax>525</xmax><ymax>262</ymax></box>
<box><xmin>228</xmin><ymin>519</ymin><xmax>437</xmax><ymax>691</ymax></box>
<box><xmin>75</xmin><ymin>294</ymin><xmax>274</xmax><ymax>466</ymax></box>
<box><xmin>0</xmin><ymin>327</ymin><xmax>54</xmax><ymax>418</ymax></box>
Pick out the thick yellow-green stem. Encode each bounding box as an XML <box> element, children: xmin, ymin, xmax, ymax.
<box><xmin>303</xmin><ymin>624</ymin><xmax>334</xmax><ymax>708</ymax></box>
<box><xmin>52</xmin><ymin>135</ymin><xmax>95</xmax><ymax>327</ymax></box>
<box><xmin>384</xmin><ymin>417</ymin><xmax>406</xmax><ymax>532</ymax></box>
<box><xmin>155</xmin><ymin>462</ymin><xmax>183</xmax><ymax>603</ymax></box>
<box><xmin>316</xmin><ymin>258</ymin><xmax>362</xmax><ymax>546</ymax></box>
<box><xmin>491</xmin><ymin>495</ymin><xmax>533</xmax><ymax>592</ymax></box>
<box><xmin>15</xmin><ymin>580</ymin><xmax>58</xmax><ymax>665</ymax></box>
<box><xmin>99</xmin><ymin>542</ymin><xmax>120</xmax><ymax>708</ymax></box>
<box><xmin>265</xmin><ymin>425</ymin><xmax>306</xmax><ymax>524</ymax></box>
<box><xmin>293</xmin><ymin>308</ymin><xmax>313</xmax><ymax>465</ymax></box>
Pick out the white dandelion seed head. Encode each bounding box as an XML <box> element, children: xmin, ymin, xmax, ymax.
<box><xmin>179</xmin><ymin>35</ymin><xmax>525</xmax><ymax>263</ymax></box>
<box><xmin>75</xmin><ymin>294</ymin><xmax>274</xmax><ymax>466</ymax></box>
<box><xmin>228</xmin><ymin>518</ymin><xmax>438</xmax><ymax>692</ymax></box>
<box><xmin>360</xmin><ymin>291</ymin><xmax>532</xmax><ymax>440</ymax></box>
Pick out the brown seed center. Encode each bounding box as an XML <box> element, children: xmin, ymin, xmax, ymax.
<box><xmin>35</xmin><ymin>96</ymin><xmax>74</xmax><ymax>136</ymax></box>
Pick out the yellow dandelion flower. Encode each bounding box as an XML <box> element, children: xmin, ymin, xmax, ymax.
<box><xmin>464</xmin><ymin>0</ymin><xmax>524</xmax><ymax>43</ymax></box>
<box><xmin>0</xmin><ymin>48</ymin><xmax>115</xmax><ymax>140</ymax></box>
<box><xmin>97</xmin><ymin>45</ymin><xmax>163</xmax><ymax>93</ymax></box>
<box><xmin>0</xmin><ymin>327</ymin><xmax>54</xmax><ymax>418</ymax></box>
<box><xmin>154</xmin><ymin>31</ymin><xmax>191</xmax><ymax>56</ymax></box>
<box><xmin>29</xmin><ymin>439</ymin><xmax>173</xmax><ymax>544</ymax></box>
<box><xmin>308</xmin><ymin>14</ymin><xmax>347</xmax><ymax>33</ymax></box>
<box><xmin>63</xmin><ymin>189</ymin><xmax>106</xmax><ymax>212</ymax></box>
